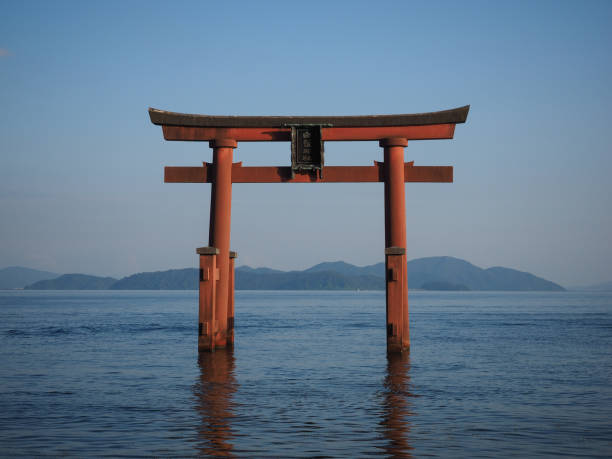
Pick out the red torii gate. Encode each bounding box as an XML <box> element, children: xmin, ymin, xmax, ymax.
<box><xmin>149</xmin><ymin>105</ymin><xmax>469</xmax><ymax>353</ymax></box>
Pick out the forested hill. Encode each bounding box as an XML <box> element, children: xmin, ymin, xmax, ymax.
<box><xmin>0</xmin><ymin>267</ymin><xmax>59</xmax><ymax>289</ymax></box>
<box><xmin>25</xmin><ymin>274</ymin><xmax>117</xmax><ymax>290</ymax></box>
<box><xmin>18</xmin><ymin>256</ymin><xmax>565</xmax><ymax>291</ymax></box>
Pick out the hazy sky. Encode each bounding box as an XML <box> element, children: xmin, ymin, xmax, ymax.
<box><xmin>1</xmin><ymin>1</ymin><xmax>611</xmax><ymax>287</ymax></box>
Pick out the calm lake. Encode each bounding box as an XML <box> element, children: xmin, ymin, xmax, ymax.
<box><xmin>1</xmin><ymin>290</ymin><xmax>611</xmax><ymax>457</ymax></box>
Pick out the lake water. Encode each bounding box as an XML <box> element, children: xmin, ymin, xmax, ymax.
<box><xmin>1</xmin><ymin>290</ymin><xmax>611</xmax><ymax>457</ymax></box>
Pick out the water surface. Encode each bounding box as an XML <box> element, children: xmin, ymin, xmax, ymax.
<box><xmin>1</xmin><ymin>290</ymin><xmax>611</xmax><ymax>456</ymax></box>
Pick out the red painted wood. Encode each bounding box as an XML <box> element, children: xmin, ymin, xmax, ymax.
<box><xmin>208</xmin><ymin>140</ymin><xmax>235</xmax><ymax>349</ymax></box>
<box><xmin>153</xmin><ymin>106</ymin><xmax>468</xmax><ymax>354</ymax></box>
<box><xmin>382</xmin><ymin>137</ymin><xmax>410</xmax><ymax>353</ymax></box>
<box><xmin>164</xmin><ymin>164</ymin><xmax>453</xmax><ymax>183</ymax></box>
<box><xmin>322</xmin><ymin>124</ymin><xmax>455</xmax><ymax>141</ymax></box>
<box><xmin>227</xmin><ymin>253</ymin><xmax>236</xmax><ymax>348</ymax></box>
<box><xmin>198</xmin><ymin>251</ymin><xmax>217</xmax><ymax>352</ymax></box>
<box><xmin>162</xmin><ymin>124</ymin><xmax>456</xmax><ymax>142</ymax></box>
<box><xmin>383</xmin><ymin>139</ymin><xmax>408</xmax><ymax>249</ymax></box>
<box><xmin>385</xmin><ymin>250</ymin><xmax>409</xmax><ymax>353</ymax></box>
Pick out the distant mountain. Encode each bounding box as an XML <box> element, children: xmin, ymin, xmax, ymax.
<box><xmin>236</xmin><ymin>267</ymin><xmax>384</xmax><ymax>290</ymax></box>
<box><xmin>25</xmin><ymin>274</ymin><xmax>117</xmax><ymax>290</ymax></box>
<box><xmin>287</xmin><ymin>257</ymin><xmax>564</xmax><ymax>291</ymax></box>
<box><xmin>573</xmin><ymin>281</ymin><xmax>612</xmax><ymax>291</ymax></box>
<box><xmin>104</xmin><ymin>267</ymin><xmax>384</xmax><ymax>290</ymax></box>
<box><xmin>407</xmin><ymin>257</ymin><xmax>565</xmax><ymax>291</ymax></box>
<box><xmin>481</xmin><ymin>266</ymin><xmax>564</xmax><ymax>291</ymax></box>
<box><xmin>304</xmin><ymin>261</ymin><xmax>383</xmax><ymax>278</ymax></box>
<box><xmin>0</xmin><ymin>266</ymin><xmax>59</xmax><ymax>289</ymax></box>
<box><xmin>218</xmin><ymin>257</ymin><xmax>563</xmax><ymax>291</ymax></box>
<box><xmin>408</xmin><ymin>257</ymin><xmax>484</xmax><ymax>289</ymax></box>
<box><xmin>110</xmin><ymin>268</ymin><xmax>197</xmax><ymax>290</ymax></box>
<box><xmin>235</xmin><ymin>266</ymin><xmax>284</xmax><ymax>275</ymax></box>
<box><xmin>19</xmin><ymin>257</ymin><xmax>565</xmax><ymax>291</ymax></box>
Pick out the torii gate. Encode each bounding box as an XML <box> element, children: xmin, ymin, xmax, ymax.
<box><xmin>149</xmin><ymin>105</ymin><xmax>469</xmax><ymax>353</ymax></box>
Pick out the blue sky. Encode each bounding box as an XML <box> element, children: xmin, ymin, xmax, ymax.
<box><xmin>1</xmin><ymin>0</ymin><xmax>611</xmax><ymax>286</ymax></box>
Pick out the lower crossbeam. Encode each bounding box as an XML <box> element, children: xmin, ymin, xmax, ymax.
<box><xmin>165</xmin><ymin>163</ymin><xmax>452</xmax><ymax>183</ymax></box>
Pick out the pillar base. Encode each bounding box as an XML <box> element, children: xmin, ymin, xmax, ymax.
<box><xmin>197</xmin><ymin>247</ymin><xmax>218</xmax><ymax>352</ymax></box>
<box><xmin>196</xmin><ymin>247</ymin><xmax>238</xmax><ymax>352</ymax></box>
<box><xmin>385</xmin><ymin>247</ymin><xmax>410</xmax><ymax>353</ymax></box>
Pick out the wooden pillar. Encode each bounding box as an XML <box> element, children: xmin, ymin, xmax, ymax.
<box><xmin>227</xmin><ymin>251</ymin><xmax>237</xmax><ymax>347</ymax></box>
<box><xmin>208</xmin><ymin>139</ymin><xmax>236</xmax><ymax>349</ymax></box>
<box><xmin>197</xmin><ymin>247</ymin><xmax>218</xmax><ymax>352</ymax></box>
<box><xmin>381</xmin><ymin>137</ymin><xmax>410</xmax><ymax>353</ymax></box>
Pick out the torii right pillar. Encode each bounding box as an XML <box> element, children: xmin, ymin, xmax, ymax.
<box><xmin>382</xmin><ymin>137</ymin><xmax>410</xmax><ymax>353</ymax></box>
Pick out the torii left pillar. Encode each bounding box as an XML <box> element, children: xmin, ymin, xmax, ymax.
<box><xmin>382</xmin><ymin>137</ymin><xmax>409</xmax><ymax>353</ymax></box>
<box><xmin>208</xmin><ymin>138</ymin><xmax>236</xmax><ymax>349</ymax></box>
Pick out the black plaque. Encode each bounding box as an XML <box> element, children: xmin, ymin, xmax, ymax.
<box><xmin>290</xmin><ymin>125</ymin><xmax>324</xmax><ymax>177</ymax></box>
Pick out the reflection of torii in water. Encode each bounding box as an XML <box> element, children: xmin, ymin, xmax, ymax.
<box><xmin>193</xmin><ymin>350</ymin><xmax>237</xmax><ymax>457</ymax></box>
<box><xmin>381</xmin><ymin>352</ymin><xmax>415</xmax><ymax>458</ymax></box>
<box><xmin>149</xmin><ymin>105</ymin><xmax>469</xmax><ymax>353</ymax></box>
<box><xmin>192</xmin><ymin>350</ymin><xmax>415</xmax><ymax>456</ymax></box>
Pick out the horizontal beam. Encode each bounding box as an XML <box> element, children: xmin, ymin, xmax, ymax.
<box><xmin>161</xmin><ymin>124</ymin><xmax>456</xmax><ymax>142</ymax></box>
<box><xmin>164</xmin><ymin>163</ymin><xmax>453</xmax><ymax>183</ymax></box>
<box><xmin>150</xmin><ymin>105</ymin><xmax>470</xmax><ymax>128</ymax></box>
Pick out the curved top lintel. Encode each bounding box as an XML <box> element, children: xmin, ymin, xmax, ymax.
<box><xmin>148</xmin><ymin>105</ymin><xmax>469</xmax><ymax>128</ymax></box>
